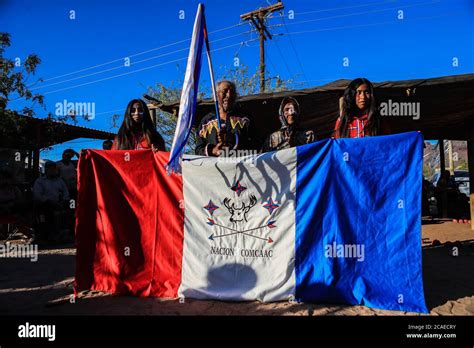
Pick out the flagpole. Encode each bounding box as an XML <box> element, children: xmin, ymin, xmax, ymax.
<box><xmin>166</xmin><ymin>3</ymin><xmax>206</xmax><ymax>174</ymax></box>
<box><xmin>202</xmin><ymin>12</ymin><xmax>221</xmax><ymax>129</ymax></box>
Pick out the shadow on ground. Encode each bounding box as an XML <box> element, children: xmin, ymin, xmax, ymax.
<box><xmin>421</xmin><ymin>218</ymin><xmax>449</xmax><ymax>225</ymax></box>
<box><xmin>1</xmin><ymin>240</ymin><xmax>474</xmax><ymax>315</ymax></box>
<box><xmin>0</xmin><ymin>243</ymin><xmax>75</xmax><ymax>315</ymax></box>
<box><xmin>422</xmin><ymin>240</ymin><xmax>474</xmax><ymax>310</ymax></box>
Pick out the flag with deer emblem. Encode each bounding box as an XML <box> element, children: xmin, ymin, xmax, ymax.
<box><xmin>75</xmin><ymin>132</ymin><xmax>428</xmax><ymax>313</ymax></box>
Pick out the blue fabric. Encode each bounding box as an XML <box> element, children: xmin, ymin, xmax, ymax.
<box><xmin>295</xmin><ymin>132</ymin><xmax>427</xmax><ymax>313</ymax></box>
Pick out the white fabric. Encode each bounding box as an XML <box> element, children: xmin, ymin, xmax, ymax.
<box><xmin>179</xmin><ymin>148</ymin><xmax>297</xmax><ymax>301</ymax></box>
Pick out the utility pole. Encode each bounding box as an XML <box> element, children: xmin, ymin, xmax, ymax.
<box><xmin>240</xmin><ymin>1</ymin><xmax>284</xmax><ymax>93</ymax></box>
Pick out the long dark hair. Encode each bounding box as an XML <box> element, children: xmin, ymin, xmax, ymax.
<box><xmin>336</xmin><ymin>78</ymin><xmax>379</xmax><ymax>138</ymax></box>
<box><xmin>115</xmin><ymin>99</ymin><xmax>165</xmax><ymax>150</ymax></box>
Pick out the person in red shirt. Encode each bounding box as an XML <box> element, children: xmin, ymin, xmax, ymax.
<box><xmin>334</xmin><ymin>78</ymin><xmax>390</xmax><ymax>138</ymax></box>
<box><xmin>112</xmin><ymin>99</ymin><xmax>166</xmax><ymax>151</ymax></box>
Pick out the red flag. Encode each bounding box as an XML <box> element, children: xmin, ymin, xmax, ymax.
<box><xmin>74</xmin><ymin>150</ymin><xmax>184</xmax><ymax>297</ymax></box>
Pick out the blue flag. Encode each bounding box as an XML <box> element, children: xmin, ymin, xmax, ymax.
<box><xmin>295</xmin><ymin>131</ymin><xmax>427</xmax><ymax>312</ymax></box>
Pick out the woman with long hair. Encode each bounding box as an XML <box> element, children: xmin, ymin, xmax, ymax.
<box><xmin>112</xmin><ymin>99</ymin><xmax>166</xmax><ymax>151</ymax></box>
<box><xmin>334</xmin><ymin>78</ymin><xmax>389</xmax><ymax>138</ymax></box>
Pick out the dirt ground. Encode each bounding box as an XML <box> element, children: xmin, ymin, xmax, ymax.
<box><xmin>1</xmin><ymin>219</ymin><xmax>473</xmax><ymax>316</ymax></box>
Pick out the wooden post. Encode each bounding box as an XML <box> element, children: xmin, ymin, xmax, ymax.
<box><xmin>448</xmin><ymin>140</ymin><xmax>454</xmax><ymax>175</ymax></box>
<box><xmin>27</xmin><ymin>149</ymin><xmax>34</xmax><ymax>183</ymax></box>
<box><xmin>32</xmin><ymin>150</ymin><xmax>40</xmax><ymax>179</ymax></box>
<box><xmin>258</xmin><ymin>15</ymin><xmax>265</xmax><ymax>93</ymax></box>
<box><xmin>33</xmin><ymin>125</ymin><xmax>41</xmax><ymax>179</ymax></box>
<box><xmin>467</xmin><ymin>125</ymin><xmax>474</xmax><ymax>230</ymax></box>
<box><xmin>150</xmin><ymin>107</ymin><xmax>157</xmax><ymax>128</ymax></box>
<box><xmin>439</xmin><ymin>139</ymin><xmax>447</xmax><ymax>218</ymax></box>
<box><xmin>240</xmin><ymin>2</ymin><xmax>283</xmax><ymax>94</ymax></box>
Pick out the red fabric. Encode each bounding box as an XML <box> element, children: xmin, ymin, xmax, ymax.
<box><xmin>334</xmin><ymin>115</ymin><xmax>391</xmax><ymax>138</ymax></box>
<box><xmin>74</xmin><ymin>149</ymin><xmax>184</xmax><ymax>297</ymax></box>
<box><xmin>111</xmin><ymin>134</ymin><xmax>151</xmax><ymax>150</ymax></box>
<box><xmin>334</xmin><ymin>114</ymin><xmax>368</xmax><ymax>138</ymax></box>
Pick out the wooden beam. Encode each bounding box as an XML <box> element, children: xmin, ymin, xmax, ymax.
<box><xmin>250</xmin><ymin>17</ymin><xmax>260</xmax><ymax>31</ymax></box>
<box><xmin>261</xmin><ymin>16</ymin><xmax>273</xmax><ymax>40</ymax></box>
<box><xmin>240</xmin><ymin>2</ymin><xmax>284</xmax><ymax>20</ymax></box>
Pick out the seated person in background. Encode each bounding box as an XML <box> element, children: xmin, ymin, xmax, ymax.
<box><xmin>0</xmin><ymin>170</ymin><xmax>30</xmax><ymax>239</ymax></box>
<box><xmin>195</xmin><ymin>80</ymin><xmax>258</xmax><ymax>156</ymax></box>
<box><xmin>435</xmin><ymin>170</ymin><xmax>463</xmax><ymax>219</ymax></box>
<box><xmin>112</xmin><ymin>99</ymin><xmax>166</xmax><ymax>151</ymax></box>
<box><xmin>0</xmin><ymin>170</ymin><xmax>24</xmax><ymax>216</ymax></box>
<box><xmin>261</xmin><ymin>96</ymin><xmax>315</xmax><ymax>152</ymax></box>
<box><xmin>56</xmin><ymin>149</ymin><xmax>78</xmax><ymax>200</ymax></box>
<box><xmin>33</xmin><ymin>161</ymin><xmax>70</xmax><ymax>243</ymax></box>
<box><xmin>334</xmin><ymin>77</ymin><xmax>390</xmax><ymax>138</ymax></box>
<box><xmin>437</xmin><ymin>170</ymin><xmax>457</xmax><ymax>189</ymax></box>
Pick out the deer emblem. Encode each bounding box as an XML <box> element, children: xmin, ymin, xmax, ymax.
<box><xmin>223</xmin><ymin>195</ymin><xmax>257</xmax><ymax>224</ymax></box>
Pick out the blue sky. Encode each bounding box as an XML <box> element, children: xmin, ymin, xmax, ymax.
<box><xmin>2</xmin><ymin>0</ymin><xmax>473</xmax><ymax>160</ymax></box>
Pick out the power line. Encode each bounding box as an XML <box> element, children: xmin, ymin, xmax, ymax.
<box><xmin>274</xmin><ymin>0</ymin><xmax>441</xmax><ymax>27</ymax></box>
<box><xmin>270</xmin><ymin>0</ymin><xmax>439</xmax><ymax>83</ymax></box>
<box><xmin>94</xmin><ymin>108</ymin><xmax>124</xmax><ymax>116</ymax></box>
<box><xmin>30</xmin><ymin>31</ymin><xmax>251</xmax><ymax>91</ymax></box>
<box><xmin>265</xmin><ymin>48</ymin><xmax>279</xmax><ymax>76</ymax></box>
<box><xmin>20</xmin><ymin>0</ymin><xmax>440</xmax><ymax>91</ymax></box>
<box><xmin>296</xmin><ymin>0</ymin><xmax>397</xmax><ymax>16</ymax></box>
<box><xmin>275</xmin><ymin>11</ymin><xmax>460</xmax><ymax>86</ymax></box>
<box><xmin>280</xmin><ymin>12</ymin><xmax>460</xmax><ymax>37</ymax></box>
<box><xmin>35</xmin><ymin>40</ymin><xmax>257</xmax><ymax>97</ymax></box>
<box><xmin>30</xmin><ymin>47</ymin><xmax>192</xmax><ymax>91</ymax></box>
<box><xmin>280</xmin><ymin>13</ymin><xmax>308</xmax><ymax>83</ymax></box>
<box><xmin>272</xmin><ymin>37</ymin><xmax>294</xmax><ymax>80</ymax></box>
<box><xmin>209</xmin><ymin>21</ymin><xmax>247</xmax><ymax>35</ymax></box>
<box><xmin>17</xmin><ymin>55</ymin><xmax>184</xmax><ymax>97</ymax></box>
<box><xmin>28</xmin><ymin>22</ymin><xmax>247</xmax><ymax>86</ymax></box>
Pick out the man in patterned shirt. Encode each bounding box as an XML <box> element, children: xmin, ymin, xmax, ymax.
<box><xmin>195</xmin><ymin>80</ymin><xmax>257</xmax><ymax>156</ymax></box>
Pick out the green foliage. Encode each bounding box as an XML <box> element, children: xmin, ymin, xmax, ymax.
<box><xmin>145</xmin><ymin>81</ymin><xmax>198</xmax><ymax>153</ymax></box>
<box><xmin>220</xmin><ymin>63</ymin><xmax>297</xmax><ymax>95</ymax></box>
<box><xmin>0</xmin><ymin>32</ymin><xmax>44</xmax><ymax>112</ymax></box>
<box><xmin>1</xmin><ymin>33</ymin><xmax>87</xmax><ymax>150</ymax></box>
